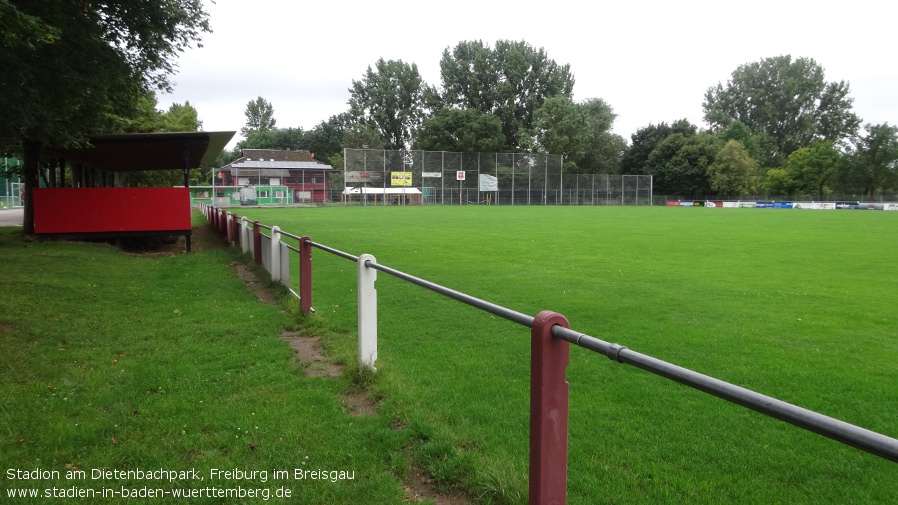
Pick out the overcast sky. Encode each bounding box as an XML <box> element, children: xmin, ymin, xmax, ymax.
<box><xmin>158</xmin><ymin>0</ymin><xmax>896</xmax><ymax>150</ymax></box>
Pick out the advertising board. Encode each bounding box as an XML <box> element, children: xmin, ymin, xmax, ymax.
<box><xmin>345</xmin><ymin>171</ymin><xmax>385</xmax><ymax>184</ymax></box>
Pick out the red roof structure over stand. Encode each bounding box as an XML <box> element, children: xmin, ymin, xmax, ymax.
<box><xmin>33</xmin><ymin>131</ymin><xmax>234</xmax><ymax>252</ymax></box>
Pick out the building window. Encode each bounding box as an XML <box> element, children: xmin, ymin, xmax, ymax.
<box><xmin>274</xmin><ymin>190</ymin><xmax>286</xmax><ymax>198</ymax></box>
<box><xmin>257</xmin><ymin>191</ymin><xmax>269</xmax><ymax>198</ymax></box>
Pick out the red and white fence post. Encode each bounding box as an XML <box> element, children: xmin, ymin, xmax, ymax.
<box><xmin>530</xmin><ymin>310</ymin><xmax>570</xmax><ymax>505</ymax></box>
<box><xmin>252</xmin><ymin>221</ymin><xmax>262</xmax><ymax>265</ymax></box>
<box><xmin>230</xmin><ymin>213</ymin><xmax>240</xmax><ymax>245</ymax></box>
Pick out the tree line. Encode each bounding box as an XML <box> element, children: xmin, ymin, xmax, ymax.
<box><xmin>229</xmin><ymin>40</ymin><xmax>626</xmax><ymax>179</ymax></box>
<box><xmin>235</xmin><ymin>50</ymin><xmax>897</xmax><ymax>198</ymax></box>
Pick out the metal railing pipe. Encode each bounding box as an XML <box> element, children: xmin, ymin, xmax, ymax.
<box><xmin>363</xmin><ymin>258</ymin><xmax>534</xmax><ymax>328</ymax></box>
<box><xmin>551</xmin><ymin>325</ymin><xmax>898</xmax><ymax>463</ymax></box>
<box><xmin>304</xmin><ymin>240</ymin><xmax>360</xmax><ymax>263</ymax></box>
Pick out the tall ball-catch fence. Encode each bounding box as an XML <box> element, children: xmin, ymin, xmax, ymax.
<box><xmin>333</xmin><ymin>149</ymin><xmax>652</xmax><ymax>205</ymax></box>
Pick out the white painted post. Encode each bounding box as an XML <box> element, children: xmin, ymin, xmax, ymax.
<box><xmin>271</xmin><ymin>225</ymin><xmax>281</xmax><ymax>283</ymax></box>
<box><xmin>357</xmin><ymin>253</ymin><xmax>378</xmax><ymax>371</ymax></box>
<box><xmin>241</xmin><ymin>217</ymin><xmax>250</xmax><ymax>254</ymax></box>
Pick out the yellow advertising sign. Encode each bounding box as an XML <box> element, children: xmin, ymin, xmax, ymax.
<box><xmin>390</xmin><ymin>171</ymin><xmax>412</xmax><ymax>187</ymax></box>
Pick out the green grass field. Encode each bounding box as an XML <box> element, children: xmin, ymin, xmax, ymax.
<box><xmin>0</xmin><ymin>223</ymin><xmax>411</xmax><ymax>504</ymax></box>
<box><xmin>2</xmin><ymin>206</ymin><xmax>896</xmax><ymax>504</ymax></box>
<box><xmin>234</xmin><ymin>205</ymin><xmax>898</xmax><ymax>504</ymax></box>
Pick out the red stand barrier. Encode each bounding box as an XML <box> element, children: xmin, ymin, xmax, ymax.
<box><xmin>530</xmin><ymin>311</ymin><xmax>570</xmax><ymax>505</ymax></box>
<box><xmin>299</xmin><ymin>236</ymin><xmax>313</xmax><ymax>315</ymax></box>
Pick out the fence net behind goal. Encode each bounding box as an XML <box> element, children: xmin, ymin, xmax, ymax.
<box><xmin>336</xmin><ymin>149</ymin><xmax>651</xmax><ymax>205</ymax></box>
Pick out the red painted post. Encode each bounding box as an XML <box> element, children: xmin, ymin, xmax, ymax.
<box><xmin>231</xmin><ymin>214</ymin><xmax>240</xmax><ymax>245</ymax></box>
<box><xmin>299</xmin><ymin>236</ymin><xmax>313</xmax><ymax>315</ymax></box>
<box><xmin>252</xmin><ymin>221</ymin><xmax>262</xmax><ymax>265</ymax></box>
<box><xmin>221</xmin><ymin>211</ymin><xmax>231</xmax><ymax>242</ymax></box>
<box><xmin>530</xmin><ymin>311</ymin><xmax>570</xmax><ymax>505</ymax></box>
<box><xmin>218</xmin><ymin>209</ymin><xmax>226</xmax><ymax>234</ymax></box>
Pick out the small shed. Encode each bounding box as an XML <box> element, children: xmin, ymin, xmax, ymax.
<box><xmin>341</xmin><ymin>186</ymin><xmax>423</xmax><ymax>205</ymax></box>
<box><xmin>33</xmin><ymin>131</ymin><xmax>234</xmax><ymax>252</ymax></box>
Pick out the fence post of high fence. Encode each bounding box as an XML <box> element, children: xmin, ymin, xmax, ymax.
<box><xmin>299</xmin><ymin>236</ymin><xmax>313</xmax><ymax>315</ymax></box>
<box><xmin>357</xmin><ymin>253</ymin><xmax>378</xmax><ymax>371</ymax></box>
<box><xmin>252</xmin><ymin>221</ymin><xmax>262</xmax><ymax>266</ymax></box>
<box><xmin>271</xmin><ymin>226</ymin><xmax>282</xmax><ymax>282</ymax></box>
<box><xmin>530</xmin><ymin>311</ymin><xmax>571</xmax><ymax>505</ymax></box>
<box><xmin>241</xmin><ymin>217</ymin><xmax>250</xmax><ymax>254</ymax></box>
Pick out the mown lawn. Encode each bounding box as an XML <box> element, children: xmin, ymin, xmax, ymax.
<box><xmin>0</xmin><ymin>221</ymin><xmax>415</xmax><ymax>504</ymax></box>
<box><xmin>235</xmin><ymin>205</ymin><xmax>898</xmax><ymax>504</ymax></box>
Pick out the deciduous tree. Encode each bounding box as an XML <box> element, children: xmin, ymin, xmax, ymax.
<box><xmin>530</xmin><ymin>97</ymin><xmax>590</xmax><ymax>160</ymax></box>
<box><xmin>241</xmin><ymin>97</ymin><xmax>276</xmax><ymax>136</ymax></box>
<box><xmin>414</xmin><ymin>109</ymin><xmax>504</xmax><ymax>153</ymax></box>
<box><xmin>438</xmin><ymin>40</ymin><xmax>574</xmax><ymax>151</ymax></box>
<box><xmin>348</xmin><ymin>58</ymin><xmax>426</xmax><ymax>150</ymax></box>
<box><xmin>239</xmin><ymin>127</ymin><xmax>305</xmax><ymax>151</ymax></box>
<box><xmin>574</xmin><ymin>98</ymin><xmax>624</xmax><ymax>174</ymax></box>
<box><xmin>763</xmin><ymin>168</ymin><xmax>801</xmax><ymax>197</ymax></box>
<box><xmin>706</xmin><ymin>140</ymin><xmax>759</xmax><ymax>195</ymax></box>
<box><xmin>620</xmin><ymin>120</ymin><xmax>697</xmax><ymax>175</ymax></box>
<box><xmin>703</xmin><ymin>55</ymin><xmax>860</xmax><ymax>167</ymax></box>
<box><xmin>303</xmin><ymin>114</ymin><xmax>351</xmax><ymax>165</ymax></box>
<box><xmin>644</xmin><ymin>132</ymin><xmax>717</xmax><ymax>196</ymax></box>
<box><xmin>785</xmin><ymin>139</ymin><xmax>841</xmax><ymax>198</ymax></box>
<box><xmin>843</xmin><ymin>123</ymin><xmax>898</xmax><ymax>195</ymax></box>
<box><xmin>161</xmin><ymin>102</ymin><xmax>203</xmax><ymax>132</ymax></box>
